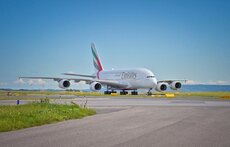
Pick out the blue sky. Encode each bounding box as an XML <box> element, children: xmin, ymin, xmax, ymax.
<box><xmin>0</xmin><ymin>0</ymin><xmax>230</xmax><ymax>89</ymax></box>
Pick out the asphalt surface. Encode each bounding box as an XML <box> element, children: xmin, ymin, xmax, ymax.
<box><xmin>1</xmin><ymin>97</ymin><xmax>230</xmax><ymax>147</ymax></box>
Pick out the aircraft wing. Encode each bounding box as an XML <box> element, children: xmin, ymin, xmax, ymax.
<box><xmin>62</xmin><ymin>73</ymin><xmax>96</xmax><ymax>78</ymax></box>
<box><xmin>19</xmin><ymin>77</ymin><xmax>64</xmax><ymax>81</ymax></box>
<box><xmin>71</xmin><ymin>78</ymin><xmax>128</xmax><ymax>88</ymax></box>
<box><xmin>72</xmin><ymin>78</ymin><xmax>128</xmax><ymax>89</ymax></box>
<box><xmin>19</xmin><ymin>77</ymin><xmax>128</xmax><ymax>89</ymax></box>
<box><xmin>19</xmin><ymin>76</ymin><xmax>97</xmax><ymax>83</ymax></box>
<box><xmin>157</xmin><ymin>80</ymin><xmax>187</xmax><ymax>84</ymax></box>
<box><xmin>61</xmin><ymin>73</ymin><xmax>127</xmax><ymax>88</ymax></box>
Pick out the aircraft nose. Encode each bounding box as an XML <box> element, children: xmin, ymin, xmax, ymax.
<box><xmin>152</xmin><ymin>77</ymin><xmax>157</xmax><ymax>88</ymax></box>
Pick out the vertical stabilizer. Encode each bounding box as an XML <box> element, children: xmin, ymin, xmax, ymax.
<box><xmin>91</xmin><ymin>43</ymin><xmax>103</xmax><ymax>72</ymax></box>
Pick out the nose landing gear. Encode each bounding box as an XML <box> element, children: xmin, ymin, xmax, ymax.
<box><xmin>147</xmin><ymin>88</ymin><xmax>153</xmax><ymax>95</ymax></box>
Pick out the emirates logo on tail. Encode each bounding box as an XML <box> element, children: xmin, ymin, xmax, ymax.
<box><xmin>91</xmin><ymin>43</ymin><xmax>103</xmax><ymax>72</ymax></box>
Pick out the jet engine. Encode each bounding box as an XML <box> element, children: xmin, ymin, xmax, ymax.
<box><xmin>90</xmin><ymin>82</ymin><xmax>102</xmax><ymax>91</ymax></box>
<box><xmin>155</xmin><ymin>83</ymin><xmax>167</xmax><ymax>92</ymax></box>
<box><xmin>170</xmin><ymin>81</ymin><xmax>182</xmax><ymax>90</ymax></box>
<box><xmin>58</xmin><ymin>79</ymin><xmax>70</xmax><ymax>89</ymax></box>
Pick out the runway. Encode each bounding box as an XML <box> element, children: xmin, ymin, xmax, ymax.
<box><xmin>1</xmin><ymin>97</ymin><xmax>230</xmax><ymax>147</ymax></box>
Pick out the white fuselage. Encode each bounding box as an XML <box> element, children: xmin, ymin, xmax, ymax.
<box><xmin>98</xmin><ymin>68</ymin><xmax>157</xmax><ymax>90</ymax></box>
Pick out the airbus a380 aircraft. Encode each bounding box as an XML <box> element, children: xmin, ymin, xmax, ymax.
<box><xmin>20</xmin><ymin>43</ymin><xmax>185</xmax><ymax>95</ymax></box>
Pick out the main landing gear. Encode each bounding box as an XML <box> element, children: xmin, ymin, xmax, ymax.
<box><xmin>120</xmin><ymin>90</ymin><xmax>128</xmax><ymax>95</ymax></box>
<box><xmin>131</xmin><ymin>90</ymin><xmax>138</xmax><ymax>95</ymax></box>
<box><xmin>104</xmin><ymin>91</ymin><xmax>111</xmax><ymax>94</ymax></box>
<box><xmin>104</xmin><ymin>90</ymin><xmax>117</xmax><ymax>94</ymax></box>
<box><xmin>104</xmin><ymin>88</ymin><xmax>138</xmax><ymax>95</ymax></box>
<box><xmin>104</xmin><ymin>85</ymin><xmax>117</xmax><ymax>94</ymax></box>
<box><xmin>120</xmin><ymin>90</ymin><xmax>138</xmax><ymax>95</ymax></box>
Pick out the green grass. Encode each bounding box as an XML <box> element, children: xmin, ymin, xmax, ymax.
<box><xmin>0</xmin><ymin>103</ymin><xmax>96</xmax><ymax>132</ymax></box>
<box><xmin>0</xmin><ymin>90</ymin><xmax>104</xmax><ymax>100</ymax></box>
<box><xmin>0</xmin><ymin>90</ymin><xmax>104</xmax><ymax>98</ymax></box>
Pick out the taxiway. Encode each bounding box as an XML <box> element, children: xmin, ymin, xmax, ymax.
<box><xmin>1</xmin><ymin>96</ymin><xmax>230</xmax><ymax>147</ymax></box>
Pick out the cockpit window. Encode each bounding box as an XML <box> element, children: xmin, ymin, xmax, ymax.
<box><xmin>147</xmin><ymin>76</ymin><xmax>155</xmax><ymax>78</ymax></box>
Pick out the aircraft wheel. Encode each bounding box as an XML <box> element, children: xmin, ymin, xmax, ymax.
<box><xmin>104</xmin><ymin>91</ymin><xmax>111</xmax><ymax>94</ymax></box>
<box><xmin>120</xmin><ymin>91</ymin><xmax>127</xmax><ymax>95</ymax></box>
<box><xmin>131</xmin><ymin>91</ymin><xmax>138</xmax><ymax>95</ymax></box>
<box><xmin>111</xmin><ymin>91</ymin><xmax>117</xmax><ymax>93</ymax></box>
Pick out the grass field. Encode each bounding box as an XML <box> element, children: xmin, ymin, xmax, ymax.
<box><xmin>0</xmin><ymin>103</ymin><xmax>96</xmax><ymax>132</ymax></box>
<box><xmin>0</xmin><ymin>90</ymin><xmax>104</xmax><ymax>100</ymax></box>
<box><xmin>0</xmin><ymin>90</ymin><xmax>104</xmax><ymax>96</ymax></box>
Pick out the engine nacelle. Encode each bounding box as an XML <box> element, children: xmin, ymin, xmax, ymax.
<box><xmin>170</xmin><ymin>81</ymin><xmax>182</xmax><ymax>90</ymax></box>
<box><xmin>58</xmin><ymin>80</ymin><xmax>70</xmax><ymax>89</ymax></box>
<box><xmin>155</xmin><ymin>83</ymin><xmax>167</xmax><ymax>92</ymax></box>
<box><xmin>90</xmin><ymin>82</ymin><xmax>102</xmax><ymax>91</ymax></box>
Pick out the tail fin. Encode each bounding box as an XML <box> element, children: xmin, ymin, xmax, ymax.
<box><xmin>91</xmin><ymin>43</ymin><xmax>103</xmax><ymax>72</ymax></box>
